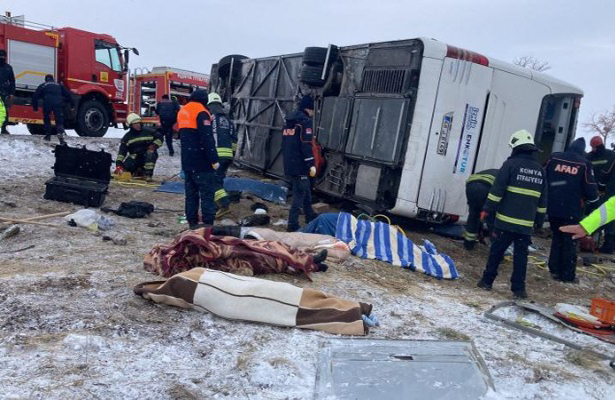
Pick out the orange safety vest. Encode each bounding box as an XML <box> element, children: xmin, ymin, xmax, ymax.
<box><xmin>177</xmin><ymin>102</ymin><xmax>212</xmax><ymax>129</ymax></box>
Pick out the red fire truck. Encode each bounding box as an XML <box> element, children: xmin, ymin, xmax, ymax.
<box><xmin>0</xmin><ymin>13</ymin><xmax>137</xmax><ymax>137</ymax></box>
<box><xmin>128</xmin><ymin>66</ymin><xmax>209</xmax><ymax>127</ymax></box>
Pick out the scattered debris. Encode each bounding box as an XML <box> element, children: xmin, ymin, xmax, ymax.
<box><xmin>102</xmin><ymin>201</ymin><xmax>154</xmax><ymax>218</ymax></box>
<box><xmin>0</xmin><ymin>225</ymin><xmax>20</xmax><ymax>241</ymax></box>
<box><xmin>64</xmin><ymin>209</ymin><xmax>114</xmax><ymax>231</ymax></box>
<box><xmin>0</xmin><ymin>244</ymin><xmax>35</xmax><ymax>254</ymax></box>
<box><xmin>312</xmin><ymin>202</ymin><xmax>332</xmax><ymax>213</ymax></box>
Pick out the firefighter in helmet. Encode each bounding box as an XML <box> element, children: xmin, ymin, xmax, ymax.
<box><xmin>114</xmin><ymin>113</ymin><xmax>163</xmax><ymax>180</ymax></box>
<box><xmin>477</xmin><ymin>130</ymin><xmax>547</xmax><ymax>300</ymax></box>
<box><xmin>208</xmin><ymin>92</ymin><xmax>237</xmax><ymax>218</ymax></box>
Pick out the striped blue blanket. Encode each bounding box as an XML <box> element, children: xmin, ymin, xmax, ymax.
<box><xmin>335</xmin><ymin>212</ymin><xmax>458</xmax><ymax>279</ymax></box>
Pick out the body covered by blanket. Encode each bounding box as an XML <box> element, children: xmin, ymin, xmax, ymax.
<box><xmin>243</xmin><ymin>228</ymin><xmax>350</xmax><ymax>262</ymax></box>
<box><xmin>134</xmin><ymin>268</ymin><xmax>371</xmax><ymax>335</ymax></box>
<box><xmin>335</xmin><ymin>212</ymin><xmax>458</xmax><ymax>279</ymax></box>
<box><xmin>145</xmin><ymin>228</ymin><xmax>323</xmax><ymax>278</ymax></box>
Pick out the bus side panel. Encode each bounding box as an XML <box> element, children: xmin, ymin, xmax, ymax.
<box><xmin>416</xmin><ymin>59</ymin><xmax>493</xmax><ymax>217</ymax></box>
<box><xmin>472</xmin><ymin>70</ymin><xmax>550</xmax><ymax>173</ymax></box>
<box><xmin>389</xmin><ymin>57</ymin><xmax>443</xmax><ymax>218</ymax></box>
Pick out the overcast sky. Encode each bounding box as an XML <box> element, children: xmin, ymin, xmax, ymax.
<box><xmin>4</xmin><ymin>0</ymin><xmax>614</xmax><ymax>138</ymax></box>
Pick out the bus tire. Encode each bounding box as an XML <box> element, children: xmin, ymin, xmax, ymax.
<box><xmin>300</xmin><ymin>65</ymin><xmax>326</xmax><ymax>87</ymax></box>
<box><xmin>302</xmin><ymin>47</ymin><xmax>328</xmax><ymax>66</ymax></box>
<box><xmin>75</xmin><ymin>99</ymin><xmax>109</xmax><ymax>137</ymax></box>
<box><xmin>26</xmin><ymin>124</ymin><xmax>46</xmax><ymax>135</ymax></box>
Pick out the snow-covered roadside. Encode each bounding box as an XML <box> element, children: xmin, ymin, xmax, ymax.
<box><xmin>0</xmin><ymin>135</ymin><xmax>613</xmax><ymax>399</ymax></box>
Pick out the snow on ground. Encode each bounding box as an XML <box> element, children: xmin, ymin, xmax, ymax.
<box><xmin>0</xmin><ymin>134</ymin><xmax>614</xmax><ymax>399</ymax></box>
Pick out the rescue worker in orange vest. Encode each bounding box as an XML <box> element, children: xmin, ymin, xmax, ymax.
<box><xmin>177</xmin><ymin>89</ymin><xmax>219</xmax><ymax>229</ymax></box>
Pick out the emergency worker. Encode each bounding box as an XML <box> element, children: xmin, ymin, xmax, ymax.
<box><xmin>114</xmin><ymin>113</ymin><xmax>163</xmax><ymax>180</ymax></box>
<box><xmin>155</xmin><ymin>94</ymin><xmax>180</xmax><ymax>156</ymax></box>
<box><xmin>208</xmin><ymin>92</ymin><xmax>237</xmax><ymax>218</ymax></box>
<box><xmin>0</xmin><ymin>49</ymin><xmax>15</xmax><ymax>134</ymax></box>
<box><xmin>463</xmin><ymin>169</ymin><xmax>498</xmax><ymax>250</ymax></box>
<box><xmin>587</xmin><ymin>136</ymin><xmax>615</xmax><ymax>253</ymax></box>
<box><xmin>282</xmin><ymin>95</ymin><xmax>317</xmax><ymax>232</ymax></box>
<box><xmin>477</xmin><ymin>130</ymin><xmax>547</xmax><ymax>299</ymax></box>
<box><xmin>177</xmin><ymin>89</ymin><xmax>219</xmax><ymax>229</ymax></box>
<box><xmin>545</xmin><ymin>138</ymin><xmax>598</xmax><ymax>282</ymax></box>
<box><xmin>32</xmin><ymin>74</ymin><xmax>74</xmax><ymax>143</ymax></box>
<box><xmin>561</xmin><ymin>196</ymin><xmax>615</xmax><ymax>240</ymax></box>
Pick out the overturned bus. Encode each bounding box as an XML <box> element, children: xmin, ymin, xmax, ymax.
<box><xmin>210</xmin><ymin>38</ymin><xmax>582</xmax><ymax>223</ymax></box>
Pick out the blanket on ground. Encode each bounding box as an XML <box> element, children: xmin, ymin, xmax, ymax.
<box><xmin>243</xmin><ymin>228</ymin><xmax>350</xmax><ymax>262</ymax></box>
<box><xmin>335</xmin><ymin>212</ymin><xmax>458</xmax><ymax>279</ymax></box>
<box><xmin>134</xmin><ymin>268</ymin><xmax>371</xmax><ymax>335</ymax></box>
<box><xmin>144</xmin><ymin>228</ymin><xmax>321</xmax><ymax>278</ymax></box>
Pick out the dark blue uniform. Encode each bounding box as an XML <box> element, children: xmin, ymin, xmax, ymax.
<box><xmin>282</xmin><ymin>108</ymin><xmax>316</xmax><ymax>232</ymax></box>
<box><xmin>209</xmin><ymin>102</ymin><xmax>237</xmax><ymax>209</ymax></box>
<box><xmin>32</xmin><ymin>78</ymin><xmax>74</xmax><ymax>138</ymax></box>
<box><xmin>463</xmin><ymin>169</ymin><xmax>498</xmax><ymax>250</ymax></box>
<box><xmin>0</xmin><ymin>54</ymin><xmax>15</xmax><ymax>134</ymax></box>
<box><xmin>480</xmin><ymin>145</ymin><xmax>547</xmax><ymax>295</ymax></box>
<box><xmin>156</xmin><ymin>98</ymin><xmax>180</xmax><ymax>156</ymax></box>
<box><xmin>545</xmin><ymin>138</ymin><xmax>598</xmax><ymax>281</ymax></box>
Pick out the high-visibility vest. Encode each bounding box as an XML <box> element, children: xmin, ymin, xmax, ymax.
<box><xmin>177</xmin><ymin>102</ymin><xmax>212</xmax><ymax>130</ymax></box>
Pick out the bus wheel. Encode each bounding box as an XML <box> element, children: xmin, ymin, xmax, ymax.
<box><xmin>26</xmin><ymin>124</ymin><xmax>46</xmax><ymax>135</ymax></box>
<box><xmin>75</xmin><ymin>100</ymin><xmax>109</xmax><ymax>137</ymax></box>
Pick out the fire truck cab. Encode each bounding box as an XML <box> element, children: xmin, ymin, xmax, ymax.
<box><xmin>129</xmin><ymin>66</ymin><xmax>209</xmax><ymax>127</ymax></box>
<box><xmin>0</xmin><ymin>14</ymin><xmax>137</xmax><ymax>137</ymax></box>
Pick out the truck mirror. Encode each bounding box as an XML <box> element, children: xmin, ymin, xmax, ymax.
<box><xmin>123</xmin><ymin>49</ymin><xmax>130</xmax><ymax>72</ymax></box>
<box><xmin>132</xmin><ymin>48</ymin><xmax>140</xmax><ymax>56</ymax></box>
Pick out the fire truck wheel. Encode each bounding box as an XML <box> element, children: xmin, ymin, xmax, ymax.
<box><xmin>76</xmin><ymin>100</ymin><xmax>109</xmax><ymax>137</ymax></box>
<box><xmin>26</xmin><ymin>124</ymin><xmax>46</xmax><ymax>135</ymax></box>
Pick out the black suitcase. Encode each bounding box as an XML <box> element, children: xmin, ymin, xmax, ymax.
<box><xmin>44</xmin><ymin>144</ymin><xmax>112</xmax><ymax>208</ymax></box>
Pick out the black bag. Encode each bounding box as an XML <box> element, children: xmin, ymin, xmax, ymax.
<box><xmin>44</xmin><ymin>145</ymin><xmax>111</xmax><ymax>208</ymax></box>
<box><xmin>115</xmin><ymin>201</ymin><xmax>154</xmax><ymax>218</ymax></box>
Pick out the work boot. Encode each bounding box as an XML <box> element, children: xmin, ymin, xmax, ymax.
<box><xmin>476</xmin><ymin>279</ymin><xmax>492</xmax><ymax>291</ymax></box>
<box><xmin>1</xmin><ymin>128</ymin><xmax>9</xmax><ymax>135</ymax></box>
<box><xmin>463</xmin><ymin>240</ymin><xmax>477</xmax><ymax>250</ymax></box>
<box><xmin>57</xmin><ymin>132</ymin><xmax>66</xmax><ymax>145</ymax></box>
<box><xmin>512</xmin><ymin>290</ymin><xmax>528</xmax><ymax>300</ymax></box>
<box><xmin>44</xmin><ymin>135</ymin><xmax>51</xmax><ymax>141</ymax></box>
<box><xmin>211</xmin><ymin>225</ymin><xmax>241</xmax><ymax>238</ymax></box>
<box><xmin>560</xmin><ymin>277</ymin><xmax>580</xmax><ymax>284</ymax></box>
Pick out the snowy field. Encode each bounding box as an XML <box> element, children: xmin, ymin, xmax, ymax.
<box><xmin>0</xmin><ymin>133</ymin><xmax>614</xmax><ymax>399</ymax></box>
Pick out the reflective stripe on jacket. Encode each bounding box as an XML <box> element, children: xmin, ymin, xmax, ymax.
<box><xmin>581</xmin><ymin>196</ymin><xmax>615</xmax><ymax>235</ymax></box>
<box><xmin>178</xmin><ymin>101</ymin><xmax>218</xmax><ymax>172</ymax></box>
<box><xmin>484</xmin><ymin>152</ymin><xmax>547</xmax><ymax>235</ymax></box>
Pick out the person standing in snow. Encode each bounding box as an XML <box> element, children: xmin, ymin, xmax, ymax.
<box><xmin>544</xmin><ymin>137</ymin><xmax>598</xmax><ymax>283</ymax></box>
<box><xmin>32</xmin><ymin>74</ymin><xmax>75</xmax><ymax>144</ymax></box>
<box><xmin>177</xmin><ymin>89</ymin><xmax>219</xmax><ymax>230</ymax></box>
<box><xmin>477</xmin><ymin>130</ymin><xmax>547</xmax><ymax>299</ymax></box>
<box><xmin>208</xmin><ymin>92</ymin><xmax>237</xmax><ymax>219</ymax></box>
<box><xmin>155</xmin><ymin>94</ymin><xmax>180</xmax><ymax>156</ymax></box>
<box><xmin>282</xmin><ymin>95</ymin><xmax>317</xmax><ymax>232</ymax></box>
<box><xmin>0</xmin><ymin>49</ymin><xmax>15</xmax><ymax>135</ymax></box>
<box><xmin>463</xmin><ymin>168</ymin><xmax>498</xmax><ymax>250</ymax></box>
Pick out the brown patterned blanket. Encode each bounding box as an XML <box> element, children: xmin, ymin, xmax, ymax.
<box><xmin>144</xmin><ymin>228</ymin><xmax>322</xmax><ymax>278</ymax></box>
<box><xmin>134</xmin><ymin>268</ymin><xmax>371</xmax><ymax>335</ymax></box>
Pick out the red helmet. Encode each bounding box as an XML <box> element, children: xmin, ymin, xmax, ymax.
<box><xmin>590</xmin><ymin>136</ymin><xmax>603</xmax><ymax>148</ymax></box>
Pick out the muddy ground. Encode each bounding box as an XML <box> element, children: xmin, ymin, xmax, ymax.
<box><xmin>0</xmin><ymin>134</ymin><xmax>614</xmax><ymax>399</ymax></box>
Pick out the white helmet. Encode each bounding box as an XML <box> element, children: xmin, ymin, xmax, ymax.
<box><xmin>208</xmin><ymin>92</ymin><xmax>222</xmax><ymax>105</ymax></box>
<box><xmin>126</xmin><ymin>113</ymin><xmax>142</xmax><ymax>126</ymax></box>
<box><xmin>508</xmin><ymin>129</ymin><xmax>535</xmax><ymax>149</ymax></box>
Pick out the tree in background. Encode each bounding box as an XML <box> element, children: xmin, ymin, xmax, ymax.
<box><xmin>513</xmin><ymin>56</ymin><xmax>551</xmax><ymax>72</ymax></box>
<box><xmin>584</xmin><ymin>107</ymin><xmax>615</xmax><ymax>146</ymax></box>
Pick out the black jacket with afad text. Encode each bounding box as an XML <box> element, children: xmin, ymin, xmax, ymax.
<box><xmin>483</xmin><ymin>147</ymin><xmax>547</xmax><ymax>235</ymax></box>
<box><xmin>545</xmin><ymin>138</ymin><xmax>599</xmax><ymax>220</ymax></box>
<box><xmin>282</xmin><ymin>109</ymin><xmax>314</xmax><ymax>176</ymax></box>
